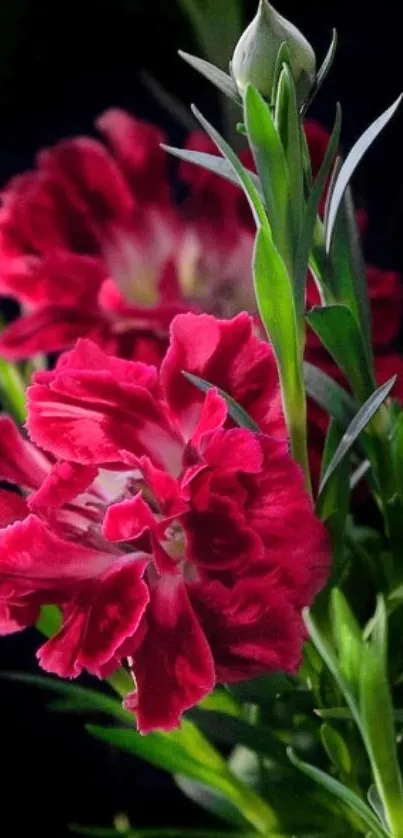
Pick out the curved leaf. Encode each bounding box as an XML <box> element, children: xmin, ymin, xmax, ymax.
<box><xmin>319</xmin><ymin>376</ymin><xmax>396</xmax><ymax>494</ymax></box>
<box><xmin>287</xmin><ymin>748</ymin><xmax>389</xmax><ymax>837</ymax></box>
<box><xmin>178</xmin><ymin>51</ymin><xmax>240</xmax><ymax>103</ymax></box>
<box><xmin>326</xmin><ymin>95</ymin><xmax>402</xmax><ymax>251</ymax></box>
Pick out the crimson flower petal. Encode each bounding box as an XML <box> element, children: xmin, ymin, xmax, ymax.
<box><xmin>128</xmin><ymin>574</ymin><xmax>215</xmax><ymax>733</ymax></box>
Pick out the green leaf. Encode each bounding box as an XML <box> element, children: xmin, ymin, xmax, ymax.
<box><xmin>312</xmin><ymin>29</ymin><xmax>338</xmax><ymax>102</ymax></box>
<box><xmin>253</xmin><ymin>226</ymin><xmax>298</xmax><ymax>384</ymax></box>
<box><xmin>319</xmin><ymin>376</ymin><xmax>396</xmax><ymax>494</ymax></box>
<box><xmin>359</xmin><ymin>597</ymin><xmax>403</xmax><ymax>835</ymax></box>
<box><xmin>274</xmin><ymin>63</ymin><xmax>304</xmax><ymax>239</ymax></box>
<box><xmin>162</xmin><ymin>144</ymin><xmax>260</xmax><ymax>193</ymax></box>
<box><xmin>306</xmin><ymin>304</ymin><xmax>375</xmax><ymax>401</ymax></box>
<box><xmin>182</xmin><ymin>371</ymin><xmax>260</xmax><ymax>431</ymax></box>
<box><xmin>326</xmin><ymin>94</ymin><xmax>403</xmax><ymax>250</ymax></box>
<box><xmin>287</xmin><ymin>748</ymin><xmax>389</xmax><ymax>837</ymax></box>
<box><xmin>328</xmin><ymin>187</ymin><xmax>372</xmax><ymax>365</ymax></box>
<box><xmin>87</xmin><ymin>724</ymin><xmax>280</xmax><ymax>834</ymax></box>
<box><xmin>303</xmin><ymin>609</ymin><xmax>360</xmax><ymax>728</ymax></box>
<box><xmin>198</xmin><ymin>687</ymin><xmax>241</xmax><ymax>716</ymax></box>
<box><xmin>0</xmin><ymin>356</ymin><xmax>27</xmax><ymax>422</ymax></box>
<box><xmin>303</xmin><ymin>362</ymin><xmax>357</xmax><ymax>427</ymax></box>
<box><xmin>330</xmin><ymin>590</ymin><xmax>362</xmax><ymax>697</ymax></box>
<box><xmin>2</xmin><ymin>672</ymin><xmax>131</xmax><ymax>723</ymax></box>
<box><xmin>316</xmin><ymin>421</ymin><xmax>350</xmax><ymax>563</ymax></box>
<box><xmin>244</xmin><ymin>84</ymin><xmax>290</xmax><ymax>263</ymax></box>
<box><xmin>191</xmin><ymin>105</ymin><xmax>269</xmax><ymax>231</ymax></box>
<box><xmin>71</xmin><ymin>827</ymin><xmax>256</xmax><ymax>838</ymax></box>
<box><xmin>188</xmin><ymin>709</ymin><xmax>288</xmax><ymax>763</ymax></box>
<box><xmin>178</xmin><ymin>50</ymin><xmax>240</xmax><ymax>104</ymax></box>
<box><xmin>320</xmin><ymin>723</ymin><xmax>351</xmax><ymax>775</ymax></box>
<box><xmin>175</xmin><ymin>776</ymin><xmax>245</xmax><ymax>827</ymax></box>
<box><xmin>36</xmin><ymin>604</ymin><xmax>62</xmax><ymax>637</ymax></box>
<box><xmin>294</xmin><ymin>105</ymin><xmax>341</xmax><ymax>313</ymax></box>
<box><xmin>139</xmin><ymin>71</ymin><xmax>196</xmax><ymax>131</ymax></box>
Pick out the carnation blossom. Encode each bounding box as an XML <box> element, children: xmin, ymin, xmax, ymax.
<box><xmin>0</xmin><ymin>312</ymin><xmax>329</xmax><ymax>732</ymax></box>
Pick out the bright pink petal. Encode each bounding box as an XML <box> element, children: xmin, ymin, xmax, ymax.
<box><xmin>128</xmin><ymin>574</ymin><xmax>215</xmax><ymax>732</ymax></box>
<box><xmin>103</xmin><ymin>493</ymin><xmax>155</xmax><ymax>542</ymax></box>
<box><xmin>0</xmin><ymin>416</ymin><xmax>49</xmax><ymax>490</ymax></box>
<box><xmin>191</xmin><ymin>576</ymin><xmax>304</xmax><ymax>682</ymax></box>
<box><xmin>97</xmin><ymin>110</ymin><xmax>170</xmax><ymax>206</ymax></box>
<box><xmin>38</xmin><ymin>555</ymin><xmax>149</xmax><ymax>677</ymax></box>
<box><xmin>0</xmin><ymin>600</ymin><xmax>39</xmax><ymax>635</ymax></box>
<box><xmin>0</xmin><ymin>489</ymin><xmax>29</xmax><ymax>527</ymax></box>
<box><xmin>29</xmin><ymin>462</ymin><xmax>98</xmax><ymax>513</ymax></box>
<box><xmin>0</xmin><ymin>514</ymin><xmax>113</xmax><ymax>588</ymax></box>
<box><xmin>161</xmin><ymin>312</ymin><xmax>285</xmax><ymax>439</ymax></box>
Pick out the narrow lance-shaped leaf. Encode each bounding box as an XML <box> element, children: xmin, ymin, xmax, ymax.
<box><xmin>244</xmin><ymin>83</ymin><xmax>290</xmax><ymax>264</ymax></box>
<box><xmin>359</xmin><ymin>598</ymin><xmax>403</xmax><ymax>836</ymax></box>
<box><xmin>316</xmin><ymin>421</ymin><xmax>350</xmax><ymax>565</ymax></box>
<box><xmin>178</xmin><ymin>50</ymin><xmax>241</xmax><ymax>104</ymax></box>
<box><xmin>303</xmin><ymin>362</ymin><xmax>357</xmax><ymax>426</ymax></box>
<box><xmin>191</xmin><ymin>105</ymin><xmax>270</xmax><ymax>232</ymax></box>
<box><xmin>294</xmin><ymin>104</ymin><xmax>341</xmax><ymax>313</ymax></box>
<box><xmin>275</xmin><ymin>63</ymin><xmax>304</xmax><ymax>241</ymax></box>
<box><xmin>287</xmin><ymin>748</ymin><xmax>389</xmax><ymax>837</ymax></box>
<box><xmin>87</xmin><ymin>725</ymin><xmax>280</xmax><ymax>833</ymax></box>
<box><xmin>161</xmin><ymin>144</ymin><xmax>261</xmax><ymax>195</ymax></box>
<box><xmin>326</xmin><ymin>94</ymin><xmax>403</xmax><ymax>251</ymax></box>
<box><xmin>302</xmin><ymin>29</ymin><xmax>338</xmax><ymax>116</ymax></box>
<box><xmin>306</xmin><ymin>304</ymin><xmax>375</xmax><ymax>402</ymax></box>
<box><xmin>254</xmin><ymin>225</ymin><xmax>311</xmax><ymax>486</ymax></box>
<box><xmin>319</xmin><ymin>376</ymin><xmax>396</xmax><ymax>495</ymax></box>
<box><xmin>182</xmin><ymin>371</ymin><xmax>260</xmax><ymax>432</ymax></box>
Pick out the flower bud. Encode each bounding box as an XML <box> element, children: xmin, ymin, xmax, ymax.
<box><xmin>231</xmin><ymin>0</ymin><xmax>316</xmax><ymax>105</ymax></box>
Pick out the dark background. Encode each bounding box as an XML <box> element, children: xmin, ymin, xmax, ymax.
<box><xmin>0</xmin><ymin>0</ymin><xmax>402</xmax><ymax>834</ymax></box>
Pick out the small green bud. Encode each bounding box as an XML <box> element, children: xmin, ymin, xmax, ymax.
<box><xmin>231</xmin><ymin>0</ymin><xmax>316</xmax><ymax>105</ymax></box>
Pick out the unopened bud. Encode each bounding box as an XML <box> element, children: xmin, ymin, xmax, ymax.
<box><xmin>231</xmin><ymin>0</ymin><xmax>316</xmax><ymax>105</ymax></box>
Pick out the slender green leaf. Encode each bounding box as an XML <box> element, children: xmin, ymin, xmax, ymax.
<box><xmin>306</xmin><ymin>304</ymin><xmax>375</xmax><ymax>401</ymax></box>
<box><xmin>314</xmin><ymin>29</ymin><xmax>338</xmax><ymax>98</ymax></box>
<box><xmin>274</xmin><ymin>63</ymin><xmax>304</xmax><ymax>238</ymax></box>
<box><xmin>303</xmin><ymin>609</ymin><xmax>360</xmax><ymax>728</ymax></box>
<box><xmin>178</xmin><ymin>50</ymin><xmax>240</xmax><ymax>103</ymax></box>
<box><xmin>198</xmin><ymin>687</ymin><xmax>241</xmax><ymax>716</ymax></box>
<box><xmin>244</xmin><ymin>84</ymin><xmax>290</xmax><ymax>261</ymax></box>
<box><xmin>349</xmin><ymin>459</ymin><xmax>370</xmax><ymax>490</ymax></box>
<box><xmin>0</xmin><ymin>357</ymin><xmax>27</xmax><ymax>422</ymax></box>
<box><xmin>182</xmin><ymin>371</ymin><xmax>260</xmax><ymax>431</ymax></box>
<box><xmin>175</xmin><ymin>776</ymin><xmax>245</xmax><ymax>827</ymax></box>
<box><xmin>320</xmin><ymin>723</ymin><xmax>351</xmax><ymax>775</ymax></box>
<box><xmin>87</xmin><ymin>725</ymin><xmax>280</xmax><ymax>833</ymax></box>
<box><xmin>139</xmin><ymin>71</ymin><xmax>196</xmax><ymax>130</ymax></box>
<box><xmin>326</xmin><ymin>94</ymin><xmax>402</xmax><ymax>250</ymax></box>
<box><xmin>2</xmin><ymin>672</ymin><xmax>131</xmax><ymax>723</ymax></box>
<box><xmin>162</xmin><ymin>144</ymin><xmax>260</xmax><ymax>194</ymax></box>
<box><xmin>253</xmin><ymin>226</ymin><xmax>298</xmax><ymax>377</ymax></box>
<box><xmin>319</xmin><ymin>376</ymin><xmax>396</xmax><ymax>494</ymax></box>
<box><xmin>331</xmin><ymin>589</ymin><xmax>362</xmax><ymax>697</ymax></box>
<box><xmin>287</xmin><ymin>748</ymin><xmax>389</xmax><ymax>837</ymax></box>
<box><xmin>329</xmin><ymin>187</ymin><xmax>373</xmax><ymax>364</ymax></box>
<box><xmin>316</xmin><ymin>422</ymin><xmax>350</xmax><ymax>563</ymax></box>
<box><xmin>71</xmin><ymin>827</ymin><xmax>256</xmax><ymax>838</ymax></box>
<box><xmin>191</xmin><ymin>105</ymin><xmax>269</xmax><ymax>231</ymax></box>
<box><xmin>188</xmin><ymin>709</ymin><xmax>288</xmax><ymax>763</ymax></box>
<box><xmin>294</xmin><ymin>105</ymin><xmax>341</xmax><ymax>313</ymax></box>
<box><xmin>359</xmin><ymin>598</ymin><xmax>403</xmax><ymax>835</ymax></box>
<box><xmin>303</xmin><ymin>362</ymin><xmax>357</xmax><ymax>427</ymax></box>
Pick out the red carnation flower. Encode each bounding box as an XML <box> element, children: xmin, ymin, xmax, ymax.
<box><xmin>0</xmin><ymin>111</ymin><xmax>192</xmax><ymax>361</ymax></box>
<box><xmin>0</xmin><ymin>313</ymin><xmax>330</xmax><ymax>731</ymax></box>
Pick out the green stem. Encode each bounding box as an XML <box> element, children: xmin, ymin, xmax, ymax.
<box><xmin>281</xmin><ymin>355</ymin><xmax>312</xmax><ymax>499</ymax></box>
<box><xmin>0</xmin><ymin>357</ymin><xmax>27</xmax><ymax>423</ymax></box>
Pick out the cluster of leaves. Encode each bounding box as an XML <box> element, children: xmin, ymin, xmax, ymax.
<box><xmin>4</xmin><ymin>10</ymin><xmax>403</xmax><ymax>838</ymax></box>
